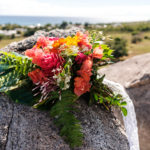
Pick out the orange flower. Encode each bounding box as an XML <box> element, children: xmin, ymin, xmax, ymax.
<box><xmin>74</xmin><ymin>77</ymin><xmax>91</xmax><ymax>96</ymax></box>
<box><xmin>93</xmin><ymin>47</ymin><xmax>103</xmax><ymax>59</ymax></box>
<box><xmin>52</xmin><ymin>38</ymin><xmax>66</xmax><ymax>49</ymax></box>
<box><xmin>28</xmin><ymin>69</ymin><xmax>48</xmax><ymax>84</ymax></box>
<box><xmin>76</xmin><ymin>31</ymin><xmax>92</xmax><ymax>50</ymax></box>
<box><xmin>80</xmin><ymin>57</ymin><xmax>93</xmax><ymax>72</ymax></box>
<box><xmin>74</xmin><ymin>56</ymin><xmax>93</xmax><ymax>96</ymax></box>
<box><xmin>77</xmin><ymin>70</ymin><xmax>91</xmax><ymax>81</ymax></box>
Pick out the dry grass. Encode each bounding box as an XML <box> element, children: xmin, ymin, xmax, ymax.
<box><xmin>0</xmin><ymin>37</ymin><xmax>25</xmax><ymax>49</ymax></box>
<box><xmin>108</xmin><ymin>32</ymin><xmax>150</xmax><ymax>58</ymax></box>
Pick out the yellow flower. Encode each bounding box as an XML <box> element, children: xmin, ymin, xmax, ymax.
<box><xmin>65</xmin><ymin>36</ymin><xmax>80</xmax><ymax>46</ymax></box>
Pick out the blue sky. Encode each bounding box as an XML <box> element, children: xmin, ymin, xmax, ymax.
<box><xmin>0</xmin><ymin>0</ymin><xmax>150</xmax><ymax>22</ymax></box>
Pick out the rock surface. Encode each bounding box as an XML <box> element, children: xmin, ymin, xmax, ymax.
<box><xmin>0</xmin><ymin>29</ymin><xmax>129</xmax><ymax>150</ymax></box>
<box><xmin>0</xmin><ymin>93</ymin><xmax>129</xmax><ymax>150</ymax></box>
<box><xmin>99</xmin><ymin>53</ymin><xmax>150</xmax><ymax>150</ymax></box>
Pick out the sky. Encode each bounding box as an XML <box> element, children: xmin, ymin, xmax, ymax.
<box><xmin>0</xmin><ymin>0</ymin><xmax>150</xmax><ymax>22</ymax></box>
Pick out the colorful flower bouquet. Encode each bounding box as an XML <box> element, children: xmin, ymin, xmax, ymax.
<box><xmin>0</xmin><ymin>31</ymin><xmax>127</xmax><ymax>148</ymax></box>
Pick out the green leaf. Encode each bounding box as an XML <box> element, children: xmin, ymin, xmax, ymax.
<box><xmin>6</xmin><ymin>80</ymin><xmax>37</xmax><ymax>106</ymax></box>
<box><xmin>50</xmin><ymin>90</ymin><xmax>83</xmax><ymax>148</ymax></box>
<box><xmin>94</xmin><ymin>93</ymin><xmax>98</xmax><ymax>101</ymax></box>
<box><xmin>121</xmin><ymin>101</ymin><xmax>127</xmax><ymax>106</ymax></box>
<box><xmin>121</xmin><ymin>107</ymin><xmax>128</xmax><ymax>116</ymax></box>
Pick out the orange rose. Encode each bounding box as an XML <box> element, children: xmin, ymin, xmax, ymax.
<box><xmin>74</xmin><ymin>56</ymin><xmax>93</xmax><ymax>96</ymax></box>
<box><xmin>74</xmin><ymin>77</ymin><xmax>91</xmax><ymax>96</ymax></box>
<box><xmin>77</xmin><ymin>70</ymin><xmax>91</xmax><ymax>81</ymax></box>
<box><xmin>93</xmin><ymin>47</ymin><xmax>103</xmax><ymax>59</ymax></box>
<box><xmin>78</xmin><ymin>56</ymin><xmax>93</xmax><ymax>78</ymax></box>
<box><xmin>81</xmin><ymin>56</ymin><xmax>93</xmax><ymax>70</ymax></box>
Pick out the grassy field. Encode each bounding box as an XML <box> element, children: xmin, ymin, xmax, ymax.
<box><xmin>108</xmin><ymin>31</ymin><xmax>150</xmax><ymax>58</ymax></box>
<box><xmin>0</xmin><ymin>37</ymin><xmax>25</xmax><ymax>49</ymax></box>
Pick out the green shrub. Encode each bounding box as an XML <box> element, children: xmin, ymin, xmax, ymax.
<box><xmin>107</xmin><ymin>37</ymin><xmax>128</xmax><ymax>58</ymax></box>
<box><xmin>144</xmin><ymin>36</ymin><xmax>150</xmax><ymax>40</ymax></box>
<box><xmin>131</xmin><ymin>35</ymin><xmax>142</xmax><ymax>43</ymax></box>
<box><xmin>131</xmin><ymin>31</ymin><xmax>139</xmax><ymax>36</ymax></box>
<box><xmin>0</xmin><ymin>34</ymin><xmax>5</xmax><ymax>40</ymax></box>
<box><xmin>24</xmin><ymin>28</ymin><xmax>36</xmax><ymax>37</ymax></box>
<box><xmin>10</xmin><ymin>34</ymin><xmax>15</xmax><ymax>39</ymax></box>
<box><xmin>59</xmin><ymin>21</ymin><xmax>68</xmax><ymax>29</ymax></box>
<box><xmin>1</xmin><ymin>24</ymin><xmax>21</xmax><ymax>30</ymax></box>
<box><xmin>84</xmin><ymin>22</ymin><xmax>89</xmax><ymax>28</ymax></box>
<box><xmin>17</xmin><ymin>30</ymin><xmax>21</xmax><ymax>34</ymax></box>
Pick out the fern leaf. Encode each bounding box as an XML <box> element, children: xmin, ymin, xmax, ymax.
<box><xmin>0</xmin><ymin>51</ymin><xmax>35</xmax><ymax>92</ymax></box>
<box><xmin>50</xmin><ymin>90</ymin><xmax>83</xmax><ymax>148</ymax></box>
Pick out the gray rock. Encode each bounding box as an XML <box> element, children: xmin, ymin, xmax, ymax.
<box><xmin>0</xmin><ymin>93</ymin><xmax>129</xmax><ymax>150</ymax></box>
<box><xmin>99</xmin><ymin>53</ymin><xmax>150</xmax><ymax>150</ymax></box>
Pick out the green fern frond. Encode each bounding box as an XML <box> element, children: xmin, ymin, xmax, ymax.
<box><xmin>0</xmin><ymin>70</ymin><xmax>20</xmax><ymax>91</ymax></box>
<box><xmin>50</xmin><ymin>90</ymin><xmax>83</xmax><ymax>148</ymax></box>
<box><xmin>0</xmin><ymin>51</ymin><xmax>35</xmax><ymax>92</ymax></box>
<box><xmin>0</xmin><ymin>51</ymin><xmax>35</xmax><ymax>76</ymax></box>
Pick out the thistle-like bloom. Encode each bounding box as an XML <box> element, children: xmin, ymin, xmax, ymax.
<box><xmin>28</xmin><ymin>69</ymin><xmax>48</xmax><ymax>84</ymax></box>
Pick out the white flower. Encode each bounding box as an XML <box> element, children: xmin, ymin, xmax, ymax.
<box><xmin>47</xmin><ymin>41</ymin><xmax>54</xmax><ymax>49</ymax></box>
<box><xmin>102</xmin><ymin>37</ymin><xmax>106</xmax><ymax>40</ymax></box>
<box><xmin>94</xmin><ymin>41</ymin><xmax>103</xmax><ymax>44</ymax></box>
<box><xmin>81</xmin><ymin>46</ymin><xmax>89</xmax><ymax>52</ymax></box>
<box><xmin>99</xmin><ymin>31</ymin><xmax>103</xmax><ymax>35</ymax></box>
<box><xmin>53</xmin><ymin>74</ymin><xmax>57</xmax><ymax>79</ymax></box>
<box><xmin>57</xmin><ymin>68</ymin><xmax>61</xmax><ymax>72</ymax></box>
<box><xmin>64</xmin><ymin>46</ymin><xmax>79</xmax><ymax>56</ymax></box>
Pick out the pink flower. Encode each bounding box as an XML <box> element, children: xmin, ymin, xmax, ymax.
<box><xmin>25</xmin><ymin>47</ymin><xmax>65</xmax><ymax>77</ymax></box>
<box><xmin>93</xmin><ymin>47</ymin><xmax>103</xmax><ymax>59</ymax></box>
<box><xmin>36</xmin><ymin>36</ymin><xmax>50</xmax><ymax>48</ymax></box>
<box><xmin>75</xmin><ymin>52</ymin><xmax>87</xmax><ymax>64</ymax></box>
<box><xmin>76</xmin><ymin>32</ymin><xmax>92</xmax><ymax>51</ymax></box>
<box><xmin>49</xmin><ymin>37</ymin><xmax>59</xmax><ymax>41</ymax></box>
<box><xmin>40</xmin><ymin>53</ymin><xmax>64</xmax><ymax>77</ymax></box>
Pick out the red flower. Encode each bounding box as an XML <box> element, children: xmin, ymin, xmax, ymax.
<box><xmin>75</xmin><ymin>52</ymin><xmax>87</xmax><ymax>64</ymax></box>
<box><xmin>28</xmin><ymin>69</ymin><xmax>48</xmax><ymax>84</ymax></box>
<box><xmin>40</xmin><ymin>53</ymin><xmax>64</xmax><ymax>77</ymax></box>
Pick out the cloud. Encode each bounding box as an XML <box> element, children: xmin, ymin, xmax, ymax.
<box><xmin>0</xmin><ymin>0</ymin><xmax>150</xmax><ymax>22</ymax></box>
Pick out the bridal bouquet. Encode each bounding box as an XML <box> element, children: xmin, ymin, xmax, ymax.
<box><xmin>0</xmin><ymin>31</ymin><xmax>127</xmax><ymax>148</ymax></box>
